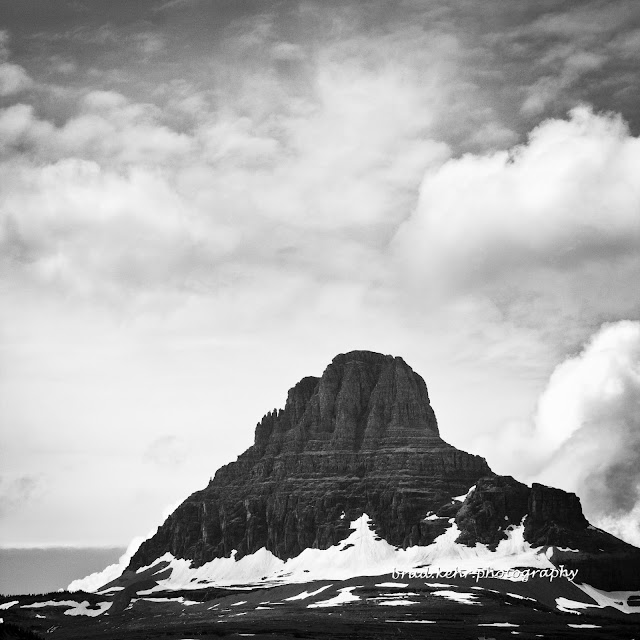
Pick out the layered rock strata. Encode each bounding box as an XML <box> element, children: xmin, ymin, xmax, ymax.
<box><xmin>129</xmin><ymin>351</ymin><xmax>491</xmax><ymax>567</ymax></box>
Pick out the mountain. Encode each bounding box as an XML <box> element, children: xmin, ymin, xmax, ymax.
<box><xmin>4</xmin><ymin>351</ymin><xmax>640</xmax><ymax>638</ymax></box>
<box><xmin>125</xmin><ymin>350</ymin><xmax>640</xmax><ymax>591</ymax></box>
<box><xmin>128</xmin><ymin>351</ymin><xmax>491</xmax><ymax>568</ymax></box>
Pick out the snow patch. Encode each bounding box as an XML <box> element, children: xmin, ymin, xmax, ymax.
<box><xmin>0</xmin><ymin>601</ymin><xmax>18</xmax><ymax>610</ymax></box>
<box><xmin>22</xmin><ymin>600</ymin><xmax>80</xmax><ymax>608</ymax></box>
<box><xmin>375</xmin><ymin>582</ymin><xmax>408</xmax><ymax>588</ymax></box>
<box><xmin>479</xmin><ymin>622</ymin><xmax>519</xmax><ymax>627</ymax></box>
<box><xmin>376</xmin><ymin>599</ymin><xmax>417</xmax><ymax>606</ymax></box>
<box><xmin>23</xmin><ymin>599</ymin><xmax>111</xmax><ymax>616</ymax></box>
<box><xmin>139</xmin><ymin>597</ymin><xmax>199</xmax><ymax>606</ymax></box>
<box><xmin>568</xmin><ymin>624</ymin><xmax>601</xmax><ymax>628</ymax></box>
<box><xmin>432</xmin><ymin>590</ymin><xmax>479</xmax><ymax>605</ymax></box>
<box><xmin>452</xmin><ymin>485</ymin><xmax>476</xmax><ymax>502</ymax></box>
<box><xmin>84</xmin><ymin>514</ymin><xmax>557</xmax><ymax>592</ymax></box>
<box><xmin>423</xmin><ymin>513</ymin><xmax>445</xmax><ymax>521</ymax></box>
<box><xmin>284</xmin><ymin>585</ymin><xmax>332</xmax><ymax>601</ymax></box>
<box><xmin>507</xmin><ymin>592</ymin><xmax>536</xmax><ymax>601</ymax></box>
<box><xmin>64</xmin><ymin>601</ymin><xmax>112</xmax><ymax>617</ymax></box>
<box><xmin>68</xmin><ymin>535</ymin><xmax>147</xmax><ymax>592</ymax></box>
<box><xmin>576</xmin><ymin>583</ymin><xmax>640</xmax><ymax>614</ymax></box>
<box><xmin>307</xmin><ymin>586</ymin><xmax>361</xmax><ymax>608</ymax></box>
<box><xmin>555</xmin><ymin>597</ymin><xmax>598</xmax><ymax>614</ymax></box>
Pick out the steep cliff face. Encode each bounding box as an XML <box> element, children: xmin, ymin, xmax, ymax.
<box><xmin>455</xmin><ymin>475</ymin><xmax>530</xmax><ymax>548</ymax></box>
<box><xmin>129</xmin><ymin>351</ymin><xmax>491</xmax><ymax>568</ymax></box>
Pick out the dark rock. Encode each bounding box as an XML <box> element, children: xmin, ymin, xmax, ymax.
<box><xmin>456</xmin><ymin>475</ymin><xmax>530</xmax><ymax>549</ymax></box>
<box><xmin>524</xmin><ymin>483</ymin><xmax>589</xmax><ymax>547</ymax></box>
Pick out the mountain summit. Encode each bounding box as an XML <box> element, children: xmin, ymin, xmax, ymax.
<box><xmin>129</xmin><ymin>351</ymin><xmax>490</xmax><ymax>567</ymax></box>
<box><xmin>126</xmin><ymin>350</ymin><xmax>640</xmax><ymax>591</ymax></box>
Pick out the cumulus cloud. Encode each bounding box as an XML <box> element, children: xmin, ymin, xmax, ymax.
<box><xmin>394</xmin><ymin>106</ymin><xmax>640</xmax><ymax>292</ymax></box>
<box><xmin>534</xmin><ymin>322</ymin><xmax>640</xmax><ymax>544</ymax></box>
<box><xmin>477</xmin><ymin>322</ymin><xmax>640</xmax><ymax>547</ymax></box>
<box><xmin>0</xmin><ymin>155</ymin><xmax>237</xmax><ymax>295</ymax></box>
<box><xmin>0</xmin><ymin>62</ymin><xmax>33</xmax><ymax>96</ymax></box>
<box><xmin>0</xmin><ymin>30</ymin><xmax>33</xmax><ymax>96</ymax></box>
<box><xmin>0</xmin><ymin>46</ymin><xmax>450</xmax><ymax>298</ymax></box>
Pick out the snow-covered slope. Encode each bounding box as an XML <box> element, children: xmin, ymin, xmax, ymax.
<box><xmin>71</xmin><ymin>514</ymin><xmax>558</xmax><ymax>593</ymax></box>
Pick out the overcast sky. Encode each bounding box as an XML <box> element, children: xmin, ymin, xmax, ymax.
<box><xmin>1</xmin><ymin>0</ymin><xmax>640</xmax><ymax>550</ymax></box>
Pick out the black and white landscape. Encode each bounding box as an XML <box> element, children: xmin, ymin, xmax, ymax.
<box><xmin>2</xmin><ymin>351</ymin><xmax>640</xmax><ymax>637</ymax></box>
<box><xmin>1</xmin><ymin>0</ymin><xmax>640</xmax><ymax>638</ymax></box>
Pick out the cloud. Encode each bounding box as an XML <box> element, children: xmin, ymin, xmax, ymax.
<box><xmin>0</xmin><ymin>62</ymin><xmax>33</xmax><ymax>96</ymax></box>
<box><xmin>0</xmin><ymin>44</ymin><xmax>451</xmax><ymax>299</ymax></box>
<box><xmin>534</xmin><ymin>322</ymin><xmax>640</xmax><ymax>542</ymax></box>
<box><xmin>476</xmin><ymin>321</ymin><xmax>640</xmax><ymax>547</ymax></box>
<box><xmin>0</xmin><ymin>156</ymin><xmax>239</xmax><ymax>296</ymax></box>
<box><xmin>0</xmin><ymin>475</ymin><xmax>41</xmax><ymax>516</ymax></box>
<box><xmin>0</xmin><ymin>30</ymin><xmax>33</xmax><ymax>97</ymax></box>
<box><xmin>393</xmin><ymin>106</ymin><xmax>640</xmax><ymax>293</ymax></box>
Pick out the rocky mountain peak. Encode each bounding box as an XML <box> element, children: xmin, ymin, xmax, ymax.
<box><xmin>128</xmin><ymin>351</ymin><xmax>487</xmax><ymax>569</ymax></box>
<box><xmin>254</xmin><ymin>350</ymin><xmax>439</xmax><ymax>458</ymax></box>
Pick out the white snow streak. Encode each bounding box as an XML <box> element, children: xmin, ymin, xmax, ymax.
<box><xmin>576</xmin><ymin>584</ymin><xmax>640</xmax><ymax>614</ymax></box>
<box><xmin>432</xmin><ymin>590</ymin><xmax>479</xmax><ymax>605</ymax></box>
<box><xmin>307</xmin><ymin>586</ymin><xmax>361</xmax><ymax>608</ymax></box>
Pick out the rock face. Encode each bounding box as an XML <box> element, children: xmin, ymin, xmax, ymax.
<box><xmin>128</xmin><ymin>350</ymin><xmax>640</xmax><ymax>590</ymax></box>
<box><xmin>455</xmin><ymin>476</ymin><xmax>640</xmax><ymax>589</ymax></box>
<box><xmin>129</xmin><ymin>351</ymin><xmax>491</xmax><ymax>567</ymax></box>
<box><xmin>455</xmin><ymin>475</ymin><xmax>530</xmax><ymax>548</ymax></box>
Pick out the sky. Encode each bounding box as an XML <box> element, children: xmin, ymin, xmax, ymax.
<box><xmin>1</xmin><ymin>0</ymin><xmax>640</xmax><ymax>552</ymax></box>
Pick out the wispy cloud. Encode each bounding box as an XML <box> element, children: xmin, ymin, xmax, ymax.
<box><xmin>0</xmin><ymin>474</ymin><xmax>42</xmax><ymax>516</ymax></box>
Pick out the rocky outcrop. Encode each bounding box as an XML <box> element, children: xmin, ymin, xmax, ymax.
<box><xmin>455</xmin><ymin>475</ymin><xmax>530</xmax><ymax>548</ymax></box>
<box><xmin>524</xmin><ymin>483</ymin><xmax>589</xmax><ymax>547</ymax></box>
<box><xmin>453</xmin><ymin>477</ymin><xmax>640</xmax><ymax>589</ymax></box>
<box><xmin>129</xmin><ymin>351</ymin><xmax>491</xmax><ymax>568</ymax></box>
